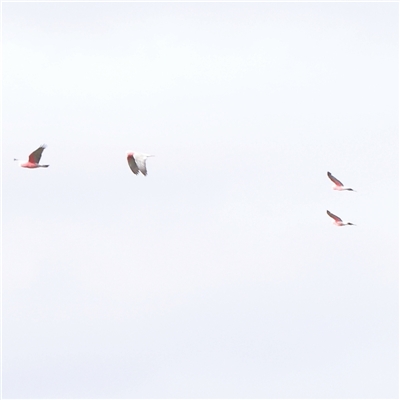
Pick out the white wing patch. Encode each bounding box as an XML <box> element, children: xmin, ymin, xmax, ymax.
<box><xmin>134</xmin><ymin>155</ymin><xmax>148</xmax><ymax>176</ymax></box>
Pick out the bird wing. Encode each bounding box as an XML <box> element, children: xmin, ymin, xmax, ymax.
<box><xmin>127</xmin><ymin>154</ymin><xmax>139</xmax><ymax>175</ymax></box>
<box><xmin>327</xmin><ymin>171</ymin><xmax>344</xmax><ymax>186</ymax></box>
<box><xmin>28</xmin><ymin>145</ymin><xmax>46</xmax><ymax>163</ymax></box>
<box><xmin>134</xmin><ymin>155</ymin><xmax>148</xmax><ymax>176</ymax></box>
<box><xmin>327</xmin><ymin>210</ymin><xmax>342</xmax><ymax>222</ymax></box>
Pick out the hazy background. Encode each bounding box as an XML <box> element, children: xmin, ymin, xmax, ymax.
<box><xmin>2</xmin><ymin>2</ymin><xmax>398</xmax><ymax>398</ymax></box>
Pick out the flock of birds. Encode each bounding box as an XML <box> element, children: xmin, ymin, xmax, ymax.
<box><xmin>13</xmin><ymin>144</ymin><xmax>154</xmax><ymax>176</ymax></box>
<box><xmin>15</xmin><ymin>144</ymin><xmax>356</xmax><ymax>227</ymax></box>
<box><xmin>326</xmin><ymin>171</ymin><xmax>356</xmax><ymax>227</ymax></box>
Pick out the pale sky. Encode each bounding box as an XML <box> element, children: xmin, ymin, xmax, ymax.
<box><xmin>2</xmin><ymin>2</ymin><xmax>399</xmax><ymax>399</ymax></box>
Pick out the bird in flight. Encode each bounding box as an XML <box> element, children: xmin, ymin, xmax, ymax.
<box><xmin>127</xmin><ymin>151</ymin><xmax>154</xmax><ymax>176</ymax></box>
<box><xmin>14</xmin><ymin>144</ymin><xmax>49</xmax><ymax>168</ymax></box>
<box><xmin>327</xmin><ymin>171</ymin><xmax>355</xmax><ymax>191</ymax></box>
<box><xmin>326</xmin><ymin>210</ymin><xmax>355</xmax><ymax>226</ymax></box>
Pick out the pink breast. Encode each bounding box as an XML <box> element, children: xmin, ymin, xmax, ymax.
<box><xmin>21</xmin><ymin>162</ymin><xmax>38</xmax><ymax>168</ymax></box>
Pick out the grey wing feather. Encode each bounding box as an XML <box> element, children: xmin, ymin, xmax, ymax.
<box><xmin>327</xmin><ymin>210</ymin><xmax>342</xmax><ymax>222</ymax></box>
<box><xmin>29</xmin><ymin>144</ymin><xmax>46</xmax><ymax>163</ymax></box>
<box><xmin>327</xmin><ymin>171</ymin><xmax>344</xmax><ymax>186</ymax></box>
<box><xmin>128</xmin><ymin>156</ymin><xmax>139</xmax><ymax>175</ymax></box>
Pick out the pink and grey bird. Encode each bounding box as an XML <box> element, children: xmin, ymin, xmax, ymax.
<box><xmin>14</xmin><ymin>145</ymin><xmax>49</xmax><ymax>168</ymax></box>
<box><xmin>327</xmin><ymin>171</ymin><xmax>355</xmax><ymax>191</ymax></box>
<box><xmin>326</xmin><ymin>210</ymin><xmax>355</xmax><ymax>226</ymax></box>
<box><xmin>127</xmin><ymin>151</ymin><xmax>154</xmax><ymax>176</ymax></box>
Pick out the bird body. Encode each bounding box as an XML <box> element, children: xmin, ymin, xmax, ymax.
<box><xmin>326</xmin><ymin>210</ymin><xmax>355</xmax><ymax>226</ymax></box>
<box><xmin>127</xmin><ymin>151</ymin><xmax>154</xmax><ymax>176</ymax></box>
<box><xmin>14</xmin><ymin>145</ymin><xmax>49</xmax><ymax>168</ymax></box>
<box><xmin>327</xmin><ymin>171</ymin><xmax>355</xmax><ymax>191</ymax></box>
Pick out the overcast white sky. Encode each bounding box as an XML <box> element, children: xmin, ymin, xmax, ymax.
<box><xmin>2</xmin><ymin>2</ymin><xmax>398</xmax><ymax>399</ymax></box>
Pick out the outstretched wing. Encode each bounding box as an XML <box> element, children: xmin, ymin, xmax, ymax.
<box><xmin>134</xmin><ymin>155</ymin><xmax>148</xmax><ymax>176</ymax></box>
<box><xmin>29</xmin><ymin>145</ymin><xmax>46</xmax><ymax>164</ymax></box>
<box><xmin>327</xmin><ymin>210</ymin><xmax>342</xmax><ymax>222</ymax></box>
<box><xmin>327</xmin><ymin>171</ymin><xmax>344</xmax><ymax>187</ymax></box>
<box><xmin>127</xmin><ymin>154</ymin><xmax>139</xmax><ymax>175</ymax></box>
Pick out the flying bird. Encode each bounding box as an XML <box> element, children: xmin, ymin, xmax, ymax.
<box><xmin>327</xmin><ymin>171</ymin><xmax>355</xmax><ymax>191</ymax></box>
<box><xmin>127</xmin><ymin>151</ymin><xmax>154</xmax><ymax>176</ymax></box>
<box><xmin>14</xmin><ymin>145</ymin><xmax>49</xmax><ymax>168</ymax></box>
<box><xmin>326</xmin><ymin>210</ymin><xmax>355</xmax><ymax>226</ymax></box>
